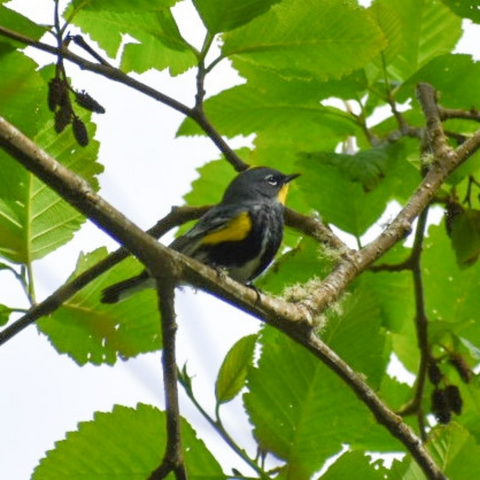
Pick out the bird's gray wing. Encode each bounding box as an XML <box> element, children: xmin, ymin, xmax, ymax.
<box><xmin>169</xmin><ymin>204</ymin><xmax>251</xmax><ymax>255</ymax></box>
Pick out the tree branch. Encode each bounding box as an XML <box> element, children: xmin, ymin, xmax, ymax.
<box><xmin>284</xmin><ymin>208</ymin><xmax>348</xmax><ymax>252</ymax></box>
<box><xmin>399</xmin><ymin>208</ymin><xmax>431</xmax><ymax>430</ymax></box>
<box><xmin>149</xmin><ymin>272</ymin><xmax>187</xmax><ymax>480</ymax></box>
<box><xmin>0</xmin><ymin>26</ymin><xmax>247</xmax><ymax>171</ymax></box>
<box><xmin>0</xmin><ymin>205</ymin><xmax>209</xmax><ymax>346</ymax></box>
<box><xmin>302</xmin><ymin>331</ymin><xmax>444</xmax><ymax>479</ymax></box>
<box><xmin>416</xmin><ymin>83</ymin><xmax>450</xmax><ymax>159</ymax></box>
<box><xmin>439</xmin><ymin>106</ymin><xmax>480</xmax><ymax>122</ymax></box>
<box><xmin>2</xmin><ymin>90</ymin><xmax>473</xmax><ymax>478</ymax></box>
<box><xmin>0</xmin><ymin>207</ymin><xmax>336</xmax><ymax>347</ymax></box>
<box><xmin>301</xmin><ymin>128</ymin><xmax>480</xmax><ymax>319</ymax></box>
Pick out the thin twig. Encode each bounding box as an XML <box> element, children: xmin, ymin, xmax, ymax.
<box><xmin>284</xmin><ymin>208</ymin><xmax>348</xmax><ymax>252</ymax></box>
<box><xmin>194</xmin><ymin>33</ymin><xmax>214</xmax><ymax>110</ymax></box>
<box><xmin>380</xmin><ymin>58</ymin><xmax>420</xmax><ymax>140</ymax></box>
<box><xmin>444</xmin><ymin>130</ymin><xmax>468</xmax><ymax>146</ymax></box>
<box><xmin>396</xmin><ymin>84</ymin><xmax>461</xmax><ymax>427</ymax></box>
<box><xmin>397</xmin><ymin>208</ymin><xmax>430</xmax><ymax>434</ymax></box>
<box><xmin>0</xmin><ymin>25</ymin><xmax>247</xmax><ymax>171</ymax></box>
<box><xmin>149</xmin><ymin>272</ymin><xmax>187</xmax><ymax>480</ymax></box>
<box><xmin>439</xmin><ymin>106</ymin><xmax>480</xmax><ymax>122</ymax></box>
<box><xmin>68</xmin><ymin>34</ymin><xmax>113</xmax><ymax>67</ymax></box>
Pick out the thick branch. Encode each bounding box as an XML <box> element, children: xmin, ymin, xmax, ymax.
<box><xmin>302</xmin><ymin>332</ymin><xmax>444</xmax><ymax>479</ymax></box>
<box><xmin>1</xmin><ymin>99</ymin><xmax>472</xmax><ymax>480</ymax></box>
<box><xmin>416</xmin><ymin>83</ymin><xmax>450</xmax><ymax>159</ymax></box>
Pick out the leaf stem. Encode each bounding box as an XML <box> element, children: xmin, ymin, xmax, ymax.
<box><xmin>25</xmin><ymin>263</ymin><xmax>36</xmax><ymax>305</ymax></box>
<box><xmin>178</xmin><ymin>370</ymin><xmax>271</xmax><ymax>479</ymax></box>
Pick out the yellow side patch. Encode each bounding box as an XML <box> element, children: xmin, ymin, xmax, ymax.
<box><xmin>202</xmin><ymin>211</ymin><xmax>252</xmax><ymax>245</ymax></box>
<box><xmin>278</xmin><ymin>183</ymin><xmax>289</xmax><ymax>205</ymax></box>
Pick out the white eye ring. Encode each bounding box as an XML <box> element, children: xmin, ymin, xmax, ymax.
<box><xmin>265</xmin><ymin>175</ymin><xmax>278</xmax><ymax>186</ymax></box>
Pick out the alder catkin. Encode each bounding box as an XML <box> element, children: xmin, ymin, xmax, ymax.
<box><xmin>72</xmin><ymin>116</ymin><xmax>89</xmax><ymax>147</ymax></box>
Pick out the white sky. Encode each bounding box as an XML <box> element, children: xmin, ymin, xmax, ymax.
<box><xmin>1</xmin><ymin>1</ymin><xmax>479</xmax><ymax>479</ymax></box>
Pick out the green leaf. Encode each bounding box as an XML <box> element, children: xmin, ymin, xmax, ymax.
<box><xmin>257</xmin><ymin>236</ymin><xmax>335</xmax><ymax>295</ymax></box>
<box><xmin>362</xmin><ymin>266</ymin><xmax>417</xmax><ymax>374</ymax></box>
<box><xmin>450</xmin><ymin>208</ymin><xmax>480</xmax><ymax>268</ymax></box>
<box><xmin>323</xmin><ymin>276</ymin><xmax>390</xmax><ymax>390</ymax></box>
<box><xmin>365</xmin><ymin>268</ymin><xmax>415</xmax><ymax>334</ymax></box>
<box><xmin>183</xmin><ymin>159</ymin><xmax>238</xmax><ymax>207</ymax></box>
<box><xmin>424</xmin><ymin>424</ymin><xmax>480</xmax><ymax>480</ymax></box>
<box><xmin>32</xmin><ymin>404</ymin><xmax>225</xmax><ymax>480</ymax></box>
<box><xmin>193</xmin><ymin>0</ymin><xmax>281</xmax><ymax>33</ymax></box>
<box><xmin>0</xmin><ymin>5</ymin><xmax>47</xmax><ymax>47</ymax></box>
<box><xmin>68</xmin><ymin>0</ymin><xmax>177</xmax><ymax>12</ymax></box>
<box><xmin>423</xmin><ymin>222</ymin><xmax>480</xmax><ymax>323</ymax></box>
<box><xmin>234</xmin><ymin>61</ymin><xmax>369</xmax><ymax>101</ymax></box>
<box><xmin>0</xmin><ymin>304</ymin><xmax>12</xmax><ymax>326</ymax></box>
<box><xmin>378</xmin><ymin>375</ymin><xmax>412</xmax><ymax>413</ymax></box>
<box><xmin>378</xmin><ymin>0</ymin><xmax>462</xmax><ymax>82</ymax></box>
<box><xmin>322</xmin><ymin>451</ymin><xmax>387</xmax><ymax>479</ymax></box>
<box><xmin>368</xmin><ymin>0</ymin><xmax>404</xmax><ymax>66</ymax></box>
<box><xmin>387</xmin><ymin>456</ymin><xmax>414</xmax><ymax>479</ymax></box>
<box><xmin>38</xmin><ymin>249</ymin><xmax>161</xmax><ymax>365</ymax></box>
<box><xmin>454</xmin><ymin>379</ymin><xmax>480</xmax><ymax>444</ymax></box>
<box><xmin>297</xmin><ymin>142</ymin><xmax>419</xmax><ymax>237</ymax></box>
<box><xmin>249</xmin><ymin>126</ymin><xmax>360</xmax><ymax>207</ymax></box>
<box><xmin>440</xmin><ymin>0</ymin><xmax>480</xmax><ymax>24</ymax></box>
<box><xmin>422</xmin><ymin>222</ymin><xmax>480</xmax><ymax>362</ymax></box>
<box><xmin>0</xmin><ymin>61</ymin><xmax>102</xmax><ymax>263</ymax></box>
<box><xmin>398</xmin><ymin>54</ymin><xmax>480</xmax><ymax>109</ymax></box>
<box><xmin>222</xmin><ymin>0</ymin><xmax>386</xmax><ymax>80</ymax></box>
<box><xmin>177</xmin><ymin>84</ymin><xmax>357</xmax><ymax>138</ymax></box>
<box><xmin>68</xmin><ymin>3</ymin><xmax>197</xmax><ymax>74</ymax></box>
<box><xmin>244</xmin><ymin>327</ymin><xmax>396</xmax><ymax>478</ymax></box>
<box><xmin>215</xmin><ymin>334</ymin><xmax>257</xmax><ymax>404</ymax></box>
<box><xmin>0</xmin><ymin>46</ymin><xmax>46</xmax><ymax>136</ymax></box>
<box><xmin>120</xmin><ymin>10</ymin><xmax>197</xmax><ymax>75</ymax></box>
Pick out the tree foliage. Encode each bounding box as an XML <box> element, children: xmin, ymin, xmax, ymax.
<box><xmin>1</xmin><ymin>0</ymin><xmax>480</xmax><ymax>479</ymax></box>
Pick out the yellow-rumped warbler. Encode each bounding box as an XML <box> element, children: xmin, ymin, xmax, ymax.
<box><xmin>101</xmin><ymin>167</ymin><xmax>299</xmax><ymax>303</ymax></box>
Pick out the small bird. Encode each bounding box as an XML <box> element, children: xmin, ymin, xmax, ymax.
<box><xmin>100</xmin><ymin>166</ymin><xmax>300</xmax><ymax>303</ymax></box>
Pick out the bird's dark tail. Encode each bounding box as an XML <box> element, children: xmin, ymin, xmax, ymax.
<box><xmin>100</xmin><ymin>270</ymin><xmax>151</xmax><ymax>304</ymax></box>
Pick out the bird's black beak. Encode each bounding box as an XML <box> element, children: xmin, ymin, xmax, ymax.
<box><xmin>285</xmin><ymin>173</ymin><xmax>301</xmax><ymax>183</ymax></box>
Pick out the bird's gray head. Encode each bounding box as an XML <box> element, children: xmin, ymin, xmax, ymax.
<box><xmin>222</xmin><ymin>167</ymin><xmax>300</xmax><ymax>205</ymax></box>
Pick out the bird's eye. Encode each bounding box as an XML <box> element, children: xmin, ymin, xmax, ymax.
<box><xmin>265</xmin><ymin>175</ymin><xmax>278</xmax><ymax>186</ymax></box>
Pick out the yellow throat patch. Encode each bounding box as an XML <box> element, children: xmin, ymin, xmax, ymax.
<box><xmin>278</xmin><ymin>183</ymin><xmax>289</xmax><ymax>205</ymax></box>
